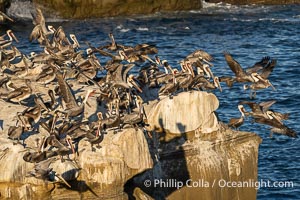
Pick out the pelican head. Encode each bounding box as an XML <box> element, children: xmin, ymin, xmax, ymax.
<box><xmin>214</xmin><ymin>77</ymin><xmax>222</xmax><ymax>92</ymax></box>
<box><xmin>244</xmin><ymin>84</ymin><xmax>250</xmax><ymax>90</ymax></box>
<box><xmin>203</xmin><ymin>64</ymin><xmax>213</xmax><ymax>79</ymax></box>
<box><xmin>238</xmin><ymin>104</ymin><xmax>245</xmax><ymax>117</ymax></box>
<box><xmin>7</xmin><ymin>30</ymin><xmax>19</xmax><ymax>42</ymax></box>
<box><xmin>127</xmin><ymin>74</ymin><xmax>142</xmax><ymax>93</ymax></box>
<box><xmin>266</xmin><ymin>111</ymin><xmax>274</xmax><ymax>119</ymax></box>
<box><xmin>86</xmin><ymin>48</ymin><xmax>93</xmax><ymax>55</ymax></box>
<box><xmin>155</xmin><ymin>55</ymin><xmax>161</xmax><ymax>66</ymax></box>
<box><xmin>250</xmin><ymin>72</ymin><xmax>262</xmax><ymax>82</ymax></box>
<box><xmin>266</xmin><ymin>80</ymin><xmax>276</xmax><ymax>91</ymax></box>
<box><xmin>69</xmin><ymin>34</ymin><xmax>80</xmax><ymax>48</ymax></box>
<box><xmin>47</xmin><ymin>25</ymin><xmax>56</xmax><ymax>33</ymax></box>
<box><xmin>119</xmin><ymin>50</ymin><xmax>128</xmax><ymax>60</ymax></box>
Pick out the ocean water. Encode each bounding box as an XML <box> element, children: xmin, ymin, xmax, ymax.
<box><xmin>2</xmin><ymin>1</ymin><xmax>300</xmax><ymax>199</ymax></box>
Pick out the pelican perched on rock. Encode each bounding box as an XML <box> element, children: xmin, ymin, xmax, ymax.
<box><xmin>55</xmin><ymin>69</ymin><xmax>95</xmax><ymax>118</ymax></box>
<box><xmin>0</xmin><ymin>30</ymin><xmax>19</xmax><ymax>48</ymax></box>
<box><xmin>0</xmin><ymin>79</ymin><xmax>33</xmax><ymax>105</ymax></box>
<box><xmin>228</xmin><ymin>105</ymin><xmax>246</xmax><ymax>130</ymax></box>
<box><xmin>27</xmin><ymin>157</ymin><xmax>71</xmax><ymax>188</ymax></box>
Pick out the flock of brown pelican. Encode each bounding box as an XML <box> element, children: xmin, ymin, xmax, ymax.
<box><xmin>0</xmin><ymin>8</ymin><xmax>297</xmax><ymax>187</ymax></box>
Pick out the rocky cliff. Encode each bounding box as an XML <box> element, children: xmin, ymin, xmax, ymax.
<box><xmin>0</xmin><ymin>89</ymin><xmax>261</xmax><ymax>199</ymax></box>
<box><xmin>206</xmin><ymin>0</ymin><xmax>300</xmax><ymax>5</ymax></box>
<box><xmin>32</xmin><ymin>0</ymin><xmax>203</xmax><ymax>19</ymax></box>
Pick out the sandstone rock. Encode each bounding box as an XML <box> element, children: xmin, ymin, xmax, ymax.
<box><xmin>144</xmin><ymin>91</ymin><xmax>219</xmax><ymax>140</ymax></box>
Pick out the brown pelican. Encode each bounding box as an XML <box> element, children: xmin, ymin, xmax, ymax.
<box><xmin>8</xmin><ymin>114</ymin><xmax>25</xmax><ymax>145</ymax></box>
<box><xmin>224</xmin><ymin>51</ymin><xmax>264</xmax><ymax>83</ymax></box>
<box><xmin>182</xmin><ymin>49</ymin><xmax>214</xmax><ymax>66</ymax></box>
<box><xmin>43</xmin><ymin>135</ymin><xmax>75</xmax><ymax>162</ymax></box>
<box><xmin>254</xmin><ymin>114</ymin><xmax>297</xmax><ymax>138</ymax></box>
<box><xmin>218</xmin><ymin>76</ymin><xmax>235</xmax><ymax>88</ymax></box>
<box><xmin>101</xmin><ymin>99</ymin><xmax>121</xmax><ymax>130</ymax></box>
<box><xmin>27</xmin><ymin>157</ymin><xmax>71</xmax><ymax>188</ymax></box>
<box><xmin>36</xmin><ymin>65</ymin><xmax>56</xmax><ymax>85</ymax></box>
<box><xmin>55</xmin><ymin>69</ymin><xmax>95</xmax><ymax>118</ymax></box>
<box><xmin>122</xmin><ymin>96</ymin><xmax>145</xmax><ymax>129</ymax></box>
<box><xmin>228</xmin><ymin>105</ymin><xmax>246</xmax><ymax>130</ymax></box>
<box><xmin>31</xmin><ymin>7</ymin><xmax>50</xmax><ymax>35</ymax></box>
<box><xmin>0</xmin><ymin>30</ymin><xmax>19</xmax><ymax>48</ymax></box>
<box><xmin>0</xmin><ymin>79</ymin><xmax>33</xmax><ymax>105</ymax></box>
<box><xmin>97</xmin><ymin>32</ymin><xmax>119</xmax><ymax>51</ymax></box>
<box><xmin>158</xmin><ymin>60</ymin><xmax>179</xmax><ymax>97</ymax></box>
<box><xmin>244</xmin><ymin>79</ymin><xmax>275</xmax><ymax>99</ymax></box>
<box><xmin>127</xmin><ymin>74</ymin><xmax>143</xmax><ymax>93</ymax></box>
<box><xmin>29</xmin><ymin>24</ymin><xmax>50</xmax><ymax>46</ymax></box>
<box><xmin>239</xmin><ymin>100</ymin><xmax>277</xmax><ymax>119</ymax></box>
<box><xmin>85</xmin><ymin>113</ymin><xmax>104</xmax><ymax>151</ymax></box>
<box><xmin>120</xmin><ymin>43</ymin><xmax>158</xmax><ymax>63</ymax></box>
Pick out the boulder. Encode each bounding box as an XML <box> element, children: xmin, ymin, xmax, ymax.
<box><xmin>144</xmin><ymin>91</ymin><xmax>219</xmax><ymax>141</ymax></box>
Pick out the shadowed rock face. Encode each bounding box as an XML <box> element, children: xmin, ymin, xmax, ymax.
<box><xmin>0</xmin><ymin>0</ymin><xmax>10</xmax><ymax>12</ymax></box>
<box><xmin>32</xmin><ymin>0</ymin><xmax>203</xmax><ymax>19</ymax></box>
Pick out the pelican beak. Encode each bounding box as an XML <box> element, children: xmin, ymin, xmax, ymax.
<box><xmin>86</xmin><ymin>101</ymin><xmax>91</xmax><ymax>107</ymax></box>
<box><xmin>203</xmin><ymin>59</ymin><xmax>214</xmax><ymax>67</ymax></box>
<box><xmin>10</xmin><ymin>32</ymin><xmax>19</xmax><ymax>43</ymax></box>
<box><xmin>214</xmin><ymin>77</ymin><xmax>222</xmax><ymax>92</ymax></box>
<box><xmin>270</xmin><ymin>82</ymin><xmax>276</xmax><ymax>91</ymax></box>
<box><xmin>66</xmin><ymin>136</ymin><xmax>75</xmax><ymax>156</ymax></box>
<box><xmin>55</xmin><ymin>174</ymin><xmax>71</xmax><ymax>188</ymax></box>
<box><xmin>130</xmin><ymin>79</ymin><xmax>143</xmax><ymax>93</ymax></box>
<box><xmin>0</xmin><ymin>11</ymin><xmax>14</xmax><ymax>22</ymax></box>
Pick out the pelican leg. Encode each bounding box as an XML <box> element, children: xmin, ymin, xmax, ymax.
<box><xmin>253</xmin><ymin>91</ymin><xmax>257</xmax><ymax>99</ymax></box>
<box><xmin>91</xmin><ymin>144</ymin><xmax>96</xmax><ymax>152</ymax></box>
<box><xmin>147</xmin><ymin>131</ymin><xmax>153</xmax><ymax>139</ymax></box>
<box><xmin>60</xmin><ymin>155</ymin><xmax>65</xmax><ymax>163</ymax></box>
<box><xmin>269</xmin><ymin>131</ymin><xmax>273</xmax><ymax>138</ymax></box>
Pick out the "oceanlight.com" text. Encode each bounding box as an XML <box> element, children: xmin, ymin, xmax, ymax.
<box><xmin>143</xmin><ymin>179</ymin><xmax>294</xmax><ymax>190</ymax></box>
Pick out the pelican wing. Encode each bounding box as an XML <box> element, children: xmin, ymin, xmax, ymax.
<box><xmin>31</xmin><ymin>8</ymin><xmax>48</xmax><ymax>34</ymax></box>
<box><xmin>239</xmin><ymin>101</ymin><xmax>261</xmax><ymax>113</ymax></box>
<box><xmin>259</xmin><ymin>59</ymin><xmax>276</xmax><ymax>79</ymax></box>
<box><xmin>224</xmin><ymin>51</ymin><xmax>246</xmax><ymax>77</ymax></box>
<box><xmin>188</xmin><ymin>49</ymin><xmax>214</xmax><ymax>62</ymax></box>
<box><xmin>7</xmin><ymin>89</ymin><xmax>23</xmax><ymax>99</ymax></box>
<box><xmin>254</xmin><ymin>117</ymin><xmax>283</xmax><ymax>128</ymax></box>
<box><xmin>259</xmin><ymin>100</ymin><xmax>276</xmax><ymax>112</ymax></box>
<box><xmin>54</xmin><ymin>69</ymin><xmax>77</xmax><ymax>108</ymax></box>
<box><xmin>93</xmin><ymin>48</ymin><xmax>115</xmax><ymax>58</ymax></box>
<box><xmin>122</xmin><ymin>64</ymin><xmax>135</xmax><ymax>82</ymax></box>
<box><xmin>246</xmin><ymin>56</ymin><xmax>270</xmax><ymax>74</ymax></box>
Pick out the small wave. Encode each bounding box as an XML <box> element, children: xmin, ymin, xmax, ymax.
<box><xmin>136</xmin><ymin>27</ymin><xmax>149</xmax><ymax>31</ymax></box>
<box><xmin>190</xmin><ymin>0</ymin><xmax>272</xmax><ymax>15</ymax></box>
<box><xmin>116</xmin><ymin>25</ymin><xmax>130</xmax><ymax>32</ymax></box>
<box><xmin>119</xmin><ymin>28</ymin><xmax>130</xmax><ymax>32</ymax></box>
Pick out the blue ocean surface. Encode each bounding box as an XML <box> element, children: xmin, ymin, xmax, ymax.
<box><xmin>3</xmin><ymin>1</ymin><xmax>300</xmax><ymax>199</ymax></box>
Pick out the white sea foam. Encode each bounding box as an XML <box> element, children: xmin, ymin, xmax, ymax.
<box><xmin>136</xmin><ymin>27</ymin><xmax>149</xmax><ymax>31</ymax></box>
